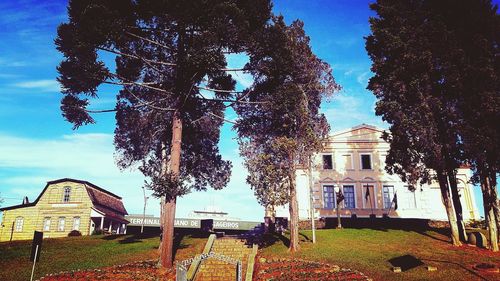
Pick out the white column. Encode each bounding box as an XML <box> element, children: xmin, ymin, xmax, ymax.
<box><xmin>100</xmin><ymin>217</ymin><xmax>104</xmax><ymax>231</ymax></box>
<box><xmin>116</xmin><ymin>223</ymin><xmax>121</xmax><ymax>234</ymax></box>
<box><xmin>109</xmin><ymin>221</ymin><xmax>113</xmax><ymax>233</ymax></box>
<box><xmin>123</xmin><ymin>224</ymin><xmax>127</xmax><ymax>234</ymax></box>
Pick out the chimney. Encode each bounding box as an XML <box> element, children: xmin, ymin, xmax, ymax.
<box><xmin>22</xmin><ymin>196</ymin><xmax>29</xmax><ymax>205</ymax></box>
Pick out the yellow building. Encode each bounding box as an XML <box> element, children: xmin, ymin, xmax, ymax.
<box><xmin>0</xmin><ymin>178</ymin><xmax>128</xmax><ymax>241</ymax></box>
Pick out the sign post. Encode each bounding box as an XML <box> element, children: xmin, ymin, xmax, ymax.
<box><xmin>30</xmin><ymin>231</ymin><xmax>43</xmax><ymax>281</ymax></box>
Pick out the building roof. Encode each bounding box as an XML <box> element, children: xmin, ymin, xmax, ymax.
<box><xmin>86</xmin><ymin>185</ymin><xmax>128</xmax><ymax>215</ymax></box>
<box><xmin>0</xmin><ymin>178</ymin><xmax>127</xmax><ymax>216</ymax></box>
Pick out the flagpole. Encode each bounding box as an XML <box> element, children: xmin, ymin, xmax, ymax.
<box><xmin>388</xmin><ymin>191</ymin><xmax>397</xmax><ymax>216</ymax></box>
<box><xmin>366</xmin><ymin>184</ymin><xmax>374</xmax><ymax>216</ymax></box>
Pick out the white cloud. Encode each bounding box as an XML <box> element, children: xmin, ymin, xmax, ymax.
<box><xmin>12</xmin><ymin>79</ymin><xmax>61</xmax><ymax>92</ymax></box>
<box><xmin>356</xmin><ymin>71</ymin><xmax>370</xmax><ymax>86</ymax></box>
<box><xmin>322</xmin><ymin>89</ymin><xmax>387</xmax><ymax>132</ymax></box>
<box><xmin>0</xmin><ymin>132</ymin><xmax>264</xmax><ymax>221</ymax></box>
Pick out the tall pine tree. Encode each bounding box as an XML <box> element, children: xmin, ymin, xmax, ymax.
<box><xmin>56</xmin><ymin>0</ymin><xmax>271</xmax><ymax>268</ymax></box>
<box><xmin>236</xmin><ymin>16</ymin><xmax>338</xmax><ymax>252</ymax></box>
<box><xmin>366</xmin><ymin>0</ymin><xmax>466</xmax><ymax>246</ymax></box>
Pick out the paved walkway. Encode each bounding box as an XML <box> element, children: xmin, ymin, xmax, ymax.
<box><xmin>194</xmin><ymin>237</ymin><xmax>253</xmax><ymax>281</ymax></box>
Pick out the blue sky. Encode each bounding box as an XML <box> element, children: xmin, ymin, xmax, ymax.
<box><xmin>0</xmin><ymin>0</ymin><xmax>496</xmax><ymax>221</ymax></box>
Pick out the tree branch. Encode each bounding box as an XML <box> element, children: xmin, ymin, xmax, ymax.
<box><xmin>126</xmin><ymin>31</ymin><xmax>176</xmax><ymax>56</ymax></box>
<box><xmin>97</xmin><ymin>46</ymin><xmax>176</xmax><ymax>67</ymax></box>
<box><xmin>196</xmin><ymin>85</ymin><xmax>244</xmax><ymax>94</ymax></box>
<box><xmin>208</xmin><ymin>112</ymin><xmax>238</xmax><ymax>124</ymax></box>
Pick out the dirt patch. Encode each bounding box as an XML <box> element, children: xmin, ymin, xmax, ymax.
<box><xmin>254</xmin><ymin>257</ymin><xmax>371</xmax><ymax>281</ymax></box>
<box><xmin>39</xmin><ymin>260</ymin><xmax>176</xmax><ymax>281</ymax></box>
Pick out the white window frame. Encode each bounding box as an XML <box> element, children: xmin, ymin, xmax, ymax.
<box><xmin>73</xmin><ymin>217</ymin><xmax>81</xmax><ymax>231</ymax></box>
<box><xmin>322</xmin><ymin>154</ymin><xmax>334</xmax><ymax>170</ymax></box>
<box><xmin>342</xmin><ymin>184</ymin><xmax>356</xmax><ymax>209</ymax></box>
<box><xmin>359</xmin><ymin>153</ymin><xmax>373</xmax><ymax>170</ymax></box>
<box><xmin>62</xmin><ymin>186</ymin><xmax>71</xmax><ymax>203</ymax></box>
<box><xmin>43</xmin><ymin>217</ymin><xmax>51</xmax><ymax>231</ymax></box>
<box><xmin>382</xmin><ymin>185</ymin><xmax>395</xmax><ymax>209</ymax></box>
<box><xmin>322</xmin><ymin>184</ymin><xmax>336</xmax><ymax>209</ymax></box>
<box><xmin>15</xmin><ymin>217</ymin><xmax>24</xmax><ymax>232</ymax></box>
<box><xmin>58</xmin><ymin>217</ymin><xmax>65</xmax><ymax>232</ymax></box>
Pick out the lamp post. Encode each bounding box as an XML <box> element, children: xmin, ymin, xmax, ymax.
<box><xmin>334</xmin><ymin>185</ymin><xmax>342</xmax><ymax>229</ymax></box>
<box><xmin>141</xmin><ymin>186</ymin><xmax>149</xmax><ymax>234</ymax></box>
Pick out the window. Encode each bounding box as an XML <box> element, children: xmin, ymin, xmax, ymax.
<box><xmin>73</xmin><ymin>217</ymin><xmax>81</xmax><ymax>231</ymax></box>
<box><xmin>363</xmin><ymin>184</ymin><xmax>375</xmax><ymax>208</ymax></box>
<box><xmin>323</xmin><ymin>185</ymin><xmax>336</xmax><ymax>209</ymax></box>
<box><xmin>63</xmin><ymin>187</ymin><xmax>71</xmax><ymax>202</ymax></box>
<box><xmin>322</xmin><ymin>155</ymin><xmax>333</xmax><ymax>170</ymax></box>
<box><xmin>15</xmin><ymin>217</ymin><xmax>24</xmax><ymax>232</ymax></box>
<box><xmin>361</xmin><ymin>154</ymin><xmax>372</xmax><ymax>170</ymax></box>
<box><xmin>342</xmin><ymin>154</ymin><xmax>353</xmax><ymax>170</ymax></box>
<box><xmin>58</xmin><ymin>217</ymin><xmax>65</xmax><ymax>232</ymax></box>
<box><xmin>343</xmin><ymin>185</ymin><xmax>355</xmax><ymax>209</ymax></box>
<box><xmin>43</xmin><ymin>217</ymin><xmax>51</xmax><ymax>231</ymax></box>
<box><xmin>383</xmin><ymin>185</ymin><xmax>395</xmax><ymax>209</ymax></box>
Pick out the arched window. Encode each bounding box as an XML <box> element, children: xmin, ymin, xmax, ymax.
<box><xmin>62</xmin><ymin>187</ymin><xmax>71</xmax><ymax>203</ymax></box>
<box><xmin>15</xmin><ymin>217</ymin><xmax>24</xmax><ymax>232</ymax></box>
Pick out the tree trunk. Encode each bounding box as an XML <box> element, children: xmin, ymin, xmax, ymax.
<box><xmin>288</xmin><ymin>170</ymin><xmax>300</xmax><ymax>252</ymax></box>
<box><xmin>160</xmin><ymin>111</ymin><xmax>183</xmax><ymax>268</ymax></box>
<box><xmin>490</xmin><ymin>174</ymin><xmax>500</xmax><ymax>245</ymax></box>
<box><xmin>447</xmin><ymin>170</ymin><xmax>467</xmax><ymax>242</ymax></box>
<box><xmin>481</xmin><ymin>172</ymin><xmax>499</xmax><ymax>251</ymax></box>
<box><xmin>437</xmin><ymin>171</ymin><xmax>462</xmax><ymax>246</ymax></box>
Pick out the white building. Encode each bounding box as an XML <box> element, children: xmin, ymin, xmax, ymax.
<box><xmin>276</xmin><ymin>124</ymin><xmax>479</xmax><ymax>221</ymax></box>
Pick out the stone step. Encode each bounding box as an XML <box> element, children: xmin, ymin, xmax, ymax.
<box><xmin>194</xmin><ymin>237</ymin><xmax>252</xmax><ymax>281</ymax></box>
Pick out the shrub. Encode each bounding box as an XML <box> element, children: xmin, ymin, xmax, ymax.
<box><xmin>68</xmin><ymin>230</ymin><xmax>82</xmax><ymax>237</ymax></box>
<box><xmin>467</xmin><ymin>219</ymin><xmax>486</xmax><ymax>229</ymax></box>
<box><xmin>92</xmin><ymin>229</ymin><xmax>103</xmax><ymax>235</ymax></box>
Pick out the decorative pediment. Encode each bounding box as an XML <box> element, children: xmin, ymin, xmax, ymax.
<box><xmin>341</xmin><ymin>177</ymin><xmax>356</xmax><ymax>182</ymax></box>
<box><xmin>329</xmin><ymin>124</ymin><xmax>385</xmax><ymax>143</ymax></box>
<box><xmin>319</xmin><ymin>177</ymin><xmax>335</xmax><ymax>183</ymax></box>
<box><xmin>361</xmin><ymin>177</ymin><xmax>376</xmax><ymax>182</ymax></box>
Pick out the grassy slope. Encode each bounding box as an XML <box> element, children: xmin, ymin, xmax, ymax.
<box><xmin>0</xmin><ymin>233</ymin><xmax>206</xmax><ymax>281</ymax></box>
<box><xmin>259</xmin><ymin>228</ymin><xmax>500</xmax><ymax>281</ymax></box>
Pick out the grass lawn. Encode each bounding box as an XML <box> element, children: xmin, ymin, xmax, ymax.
<box><xmin>259</xmin><ymin>228</ymin><xmax>500</xmax><ymax>281</ymax></box>
<box><xmin>0</xmin><ymin>233</ymin><xmax>207</xmax><ymax>281</ymax></box>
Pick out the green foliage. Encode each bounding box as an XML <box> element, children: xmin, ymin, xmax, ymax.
<box><xmin>366</xmin><ymin>0</ymin><xmax>499</xmax><ymax>185</ymax></box>
<box><xmin>236</xmin><ymin>16</ymin><xmax>339</xmax><ymax>208</ymax></box>
<box><xmin>55</xmin><ymin>0</ymin><xmax>273</xmax><ymax>199</ymax></box>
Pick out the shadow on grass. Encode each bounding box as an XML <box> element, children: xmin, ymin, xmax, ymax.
<box><xmin>257</xmin><ymin>233</ymin><xmax>290</xmax><ymax>249</ymax></box>
<box><xmin>421</xmin><ymin>258</ymin><xmax>490</xmax><ymax>281</ymax></box>
<box><xmin>388</xmin><ymin>254</ymin><xmax>424</xmax><ymax>271</ymax></box>
<box><xmin>300</xmin><ymin>232</ymin><xmax>311</xmax><ymax>242</ymax></box>
<box><xmin>101</xmin><ymin>234</ymin><xmax>126</xmax><ymax>241</ymax></box>
<box><xmin>172</xmin><ymin>230</ymin><xmax>210</xmax><ymax>261</ymax></box>
<box><xmin>327</xmin><ymin>217</ymin><xmax>453</xmax><ymax>244</ymax></box>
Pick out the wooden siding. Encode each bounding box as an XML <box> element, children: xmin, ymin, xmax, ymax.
<box><xmin>0</xmin><ymin>181</ymin><xmax>94</xmax><ymax>241</ymax></box>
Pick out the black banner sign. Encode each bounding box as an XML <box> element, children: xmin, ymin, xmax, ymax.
<box><xmin>30</xmin><ymin>231</ymin><xmax>43</xmax><ymax>262</ymax></box>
